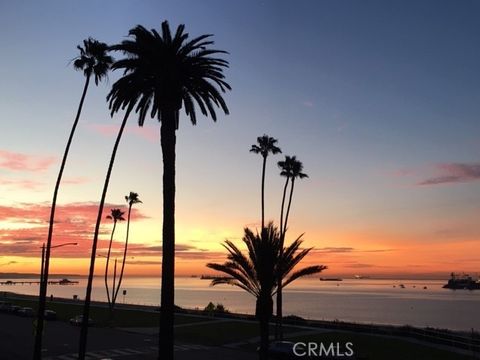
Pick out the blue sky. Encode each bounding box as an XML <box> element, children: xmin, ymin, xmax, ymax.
<box><xmin>0</xmin><ymin>0</ymin><xmax>479</xmax><ymax>276</ymax></box>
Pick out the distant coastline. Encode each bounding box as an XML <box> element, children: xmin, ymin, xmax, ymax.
<box><xmin>0</xmin><ymin>272</ymin><xmax>83</xmax><ymax>279</ymax></box>
<box><xmin>1</xmin><ymin>272</ymin><xmax>477</xmax><ymax>281</ymax></box>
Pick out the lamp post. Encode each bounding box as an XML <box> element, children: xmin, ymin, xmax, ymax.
<box><xmin>34</xmin><ymin>242</ymin><xmax>77</xmax><ymax>359</ymax></box>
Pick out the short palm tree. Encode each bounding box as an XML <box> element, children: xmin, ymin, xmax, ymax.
<box><xmin>276</xmin><ymin>156</ymin><xmax>308</xmax><ymax>339</ymax></box>
<box><xmin>113</xmin><ymin>192</ymin><xmax>142</xmax><ymax>305</ymax></box>
<box><xmin>250</xmin><ymin>135</ymin><xmax>282</xmax><ymax>229</ymax></box>
<box><xmin>96</xmin><ymin>21</ymin><xmax>231</xmax><ymax>360</ymax></box>
<box><xmin>33</xmin><ymin>38</ymin><xmax>113</xmax><ymax>360</ymax></box>
<box><xmin>207</xmin><ymin>223</ymin><xmax>325</xmax><ymax>360</ymax></box>
<box><xmin>104</xmin><ymin>208</ymin><xmax>125</xmax><ymax>314</ymax></box>
<box><xmin>207</xmin><ymin>224</ymin><xmax>281</xmax><ymax>360</ymax></box>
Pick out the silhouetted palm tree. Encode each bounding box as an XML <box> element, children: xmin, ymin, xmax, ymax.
<box><xmin>78</xmin><ymin>100</ymin><xmax>137</xmax><ymax>358</ymax></box>
<box><xmin>113</xmin><ymin>192</ymin><xmax>141</xmax><ymax>305</ymax></box>
<box><xmin>283</xmin><ymin>158</ymin><xmax>308</xmax><ymax>236</ymax></box>
<box><xmin>274</xmin><ymin>155</ymin><xmax>294</xmax><ymax>339</ymax></box>
<box><xmin>207</xmin><ymin>224</ymin><xmax>281</xmax><ymax>360</ymax></box>
<box><xmin>278</xmin><ymin>156</ymin><xmax>295</xmax><ymax>238</ymax></box>
<box><xmin>207</xmin><ymin>224</ymin><xmax>325</xmax><ymax>359</ymax></box>
<box><xmin>275</xmin><ymin>156</ymin><xmax>308</xmax><ymax>339</ymax></box>
<box><xmin>33</xmin><ymin>38</ymin><xmax>113</xmax><ymax>360</ymax></box>
<box><xmin>250</xmin><ymin>135</ymin><xmax>281</xmax><ymax>229</ymax></box>
<box><xmin>104</xmin><ymin>208</ymin><xmax>125</xmax><ymax>313</ymax></box>
<box><xmin>104</xmin><ymin>21</ymin><xmax>231</xmax><ymax>359</ymax></box>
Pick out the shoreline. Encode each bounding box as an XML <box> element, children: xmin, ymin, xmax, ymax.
<box><xmin>0</xmin><ymin>273</ymin><xmax>462</xmax><ymax>281</ymax></box>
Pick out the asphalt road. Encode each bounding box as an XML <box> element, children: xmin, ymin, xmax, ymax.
<box><xmin>0</xmin><ymin>313</ymin><xmax>256</xmax><ymax>360</ymax></box>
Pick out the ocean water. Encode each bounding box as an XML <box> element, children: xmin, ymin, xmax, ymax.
<box><xmin>2</xmin><ymin>277</ymin><xmax>479</xmax><ymax>331</ymax></box>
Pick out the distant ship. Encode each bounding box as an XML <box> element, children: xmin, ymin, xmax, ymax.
<box><xmin>443</xmin><ymin>273</ymin><xmax>480</xmax><ymax>290</ymax></box>
<box><xmin>58</xmin><ymin>278</ymin><xmax>77</xmax><ymax>285</ymax></box>
<box><xmin>200</xmin><ymin>275</ymin><xmax>233</xmax><ymax>280</ymax></box>
<box><xmin>320</xmin><ymin>277</ymin><xmax>343</xmax><ymax>281</ymax></box>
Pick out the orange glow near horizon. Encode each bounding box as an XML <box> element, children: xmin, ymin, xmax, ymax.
<box><xmin>1</xmin><ymin>221</ymin><xmax>478</xmax><ymax>278</ymax></box>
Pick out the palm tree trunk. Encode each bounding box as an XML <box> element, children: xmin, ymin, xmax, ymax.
<box><xmin>33</xmin><ymin>74</ymin><xmax>90</xmax><ymax>360</ymax></box>
<box><xmin>113</xmin><ymin>204</ymin><xmax>132</xmax><ymax>304</ymax></box>
<box><xmin>104</xmin><ymin>220</ymin><xmax>116</xmax><ymax>312</ymax></box>
<box><xmin>279</xmin><ymin>177</ymin><xmax>289</xmax><ymax>239</ymax></box>
<box><xmin>261</xmin><ymin>155</ymin><xmax>266</xmax><ymax>230</ymax></box>
<box><xmin>110</xmin><ymin>258</ymin><xmax>117</xmax><ymax>322</ymax></box>
<box><xmin>283</xmin><ymin>179</ymin><xmax>295</xmax><ymax>236</ymax></box>
<box><xmin>257</xmin><ymin>296</ymin><xmax>272</xmax><ymax>360</ymax></box>
<box><xmin>275</xmin><ymin>176</ymin><xmax>289</xmax><ymax>339</ymax></box>
<box><xmin>277</xmin><ymin>178</ymin><xmax>295</xmax><ymax>340</ymax></box>
<box><xmin>78</xmin><ymin>106</ymin><xmax>132</xmax><ymax>360</ymax></box>
<box><xmin>158</xmin><ymin>110</ymin><xmax>177</xmax><ymax>360</ymax></box>
<box><xmin>259</xmin><ymin>318</ymin><xmax>269</xmax><ymax>360</ymax></box>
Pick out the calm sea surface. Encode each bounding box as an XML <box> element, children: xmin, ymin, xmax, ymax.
<box><xmin>2</xmin><ymin>277</ymin><xmax>479</xmax><ymax>331</ymax></box>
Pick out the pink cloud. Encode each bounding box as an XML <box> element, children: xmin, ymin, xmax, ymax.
<box><xmin>0</xmin><ymin>202</ymin><xmax>149</xmax><ymax>257</ymax></box>
<box><xmin>62</xmin><ymin>177</ymin><xmax>90</xmax><ymax>185</ymax></box>
<box><xmin>417</xmin><ymin>163</ymin><xmax>480</xmax><ymax>186</ymax></box>
<box><xmin>86</xmin><ymin>123</ymin><xmax>159</xmax><ymax>143</ymax></box>
<box><xmin>126</xmin><ymin>244</ymin><xmax>225</xmax><ymax>260</ymax></box>
<box><xmin>0</xmin><ymin>150</ymin><xmax>56</xmax><ymax>172</ymax></box>
<box><xmin>0</xmin><ymin>177</ymin><xmax>44</xmax><ymax>190</ymax></box>
<box><xmin>302</xmin><ymin>100</ymin><xmax>314</xmax><ymax>108</ymax></box>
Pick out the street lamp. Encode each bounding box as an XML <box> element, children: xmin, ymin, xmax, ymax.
<box><xmin>40</xmin><ymin>242</ymin><xmax>78</xmax><ymax>284</ymax></box>
<box><xmin>34</xmin><ymin>242</ymin><xmax>77</xmax><ymax>358</ymax></box>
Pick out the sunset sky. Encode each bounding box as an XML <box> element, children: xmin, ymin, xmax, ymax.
<box><xmin>0</xmin><ymin>0</ymin><xmax>479</xmax><ymax>278</ymax></box>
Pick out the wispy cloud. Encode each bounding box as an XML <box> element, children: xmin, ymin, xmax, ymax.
<box><xmin>0</xmin><ymin>261</ymin><xmax>18</xmax><ymax>267</ymax></box>
<box><xmin>86</xmin><ymin>124</ymin><xmax>159</xmax><ymax>143</ymax></box>
<box><xmin>0</xmin><ymin>150</ymin><xmax>56</xmax><ymax>172</ymax></box>
<box><xmin>126</xmin><ymin>243</ymin><xmax>225</xmax><ymax>260</ymax></box>
<box><xmin>345</xmin><ymin>263</ymin><xmax>374</xmax><ymax>268</ymax></box>
<box><xmin>313</xmin><ymin>247</ymin><xmax>394</xmax><ymax>254</ymax></box>
<box><xmin>302</xmin><ymin>100</ymin><xmax>314</xmax><ymax>108</ymax></box>
<box><xmin>126</xmin><ymin>260</ymin><xmax>162</xmax><ymax>266</ymax></box>
<box><xmin>316</xmin><ymin>247</ymin><xmax>354</xmax><ymax>253</ymax></box>
<box><xmin>62</xmin><ymin>177</ymin><xmax>90</xmax><ymax>185</ymax></box>
<box><xmin>417</xmin><ymin>163</ymin><xmax>480</xmax><ymax>186</ymax></box>
<box><xmin>0</xmin><ymin>202</ymin><xmax>149</xmax><ymax>257</ymax></box>
<box><xmin>0</xmin><ymin>177</ymin><xmax>44</xmax><ymax>190</ymax></box>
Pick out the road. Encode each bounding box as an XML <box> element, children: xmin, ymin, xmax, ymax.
<box><xmin>0</xmin><ymin>313</ymin><xmax>256</xmax><ymax>360</ymax></box>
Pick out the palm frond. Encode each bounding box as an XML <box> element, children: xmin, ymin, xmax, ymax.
<box><xmin>107</xmin><ymin>21</ymin><xmax>230</xmax><ymax>125</ymax></box>
<box><xmin>282</xmin><ymin>265</ymin><xmax>327</xmax><ymax>289</ymax></box>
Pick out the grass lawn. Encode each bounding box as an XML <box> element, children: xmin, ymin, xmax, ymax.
<box><xmin>175</xmin><ymin>320</ymin><xmax>299</xmax><ymax>346</ymax></box>
<box><xmin>4</xmin><ymin>297</ymin><xmax>212</xmax><ymax>327</ymax></box>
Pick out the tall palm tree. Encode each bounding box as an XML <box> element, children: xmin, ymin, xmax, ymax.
<box><xmin>78</xmin><ymin>102</ymin><xmax>137</xmax><ymax>359</ymax></box>
<box><xmin>275</xmin><ymin>156</ymin><xmax>308</xmax><ymax>339</ymax></box>
<box><xmin>33</xmin><ymin>38</ymin><xmax>113</xmax><ymax>360</ymax></box>
<box><xmin>283</xmin><ymin>158</ymin><xmax>308</xmax><ymax>236</ymax></box>
<box><xmin>274</xmin><ymin>155</ymin><xmax>294</xmax><ymax>339</ymax></box>
<box><xmin>250</xmin><ymin>135</ymin><xmax>282</xmax><ymax>229</ymax></box>
<box><xmin>113</xmin><ymin>192</ymin><xmax>142</xmax><ymax>305</ymax></box>
<box><xmin>207</xmin><ymin>224</ymin><xmax>325</xmax><ymax>360</ymax></box>
<box><xmin>104</xmin><ymin>208</ymin><xmax>125</xmax><ymax>314</ymax></box>
<box><xmin>278</xmin><ymin>156</ymin><xmax>295</xmax><ymax>238</ymax></box>
<box><xmin>104</xmin><ymin>21</ymin><xmax>231</xmax><ymax>359</ymax></box>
